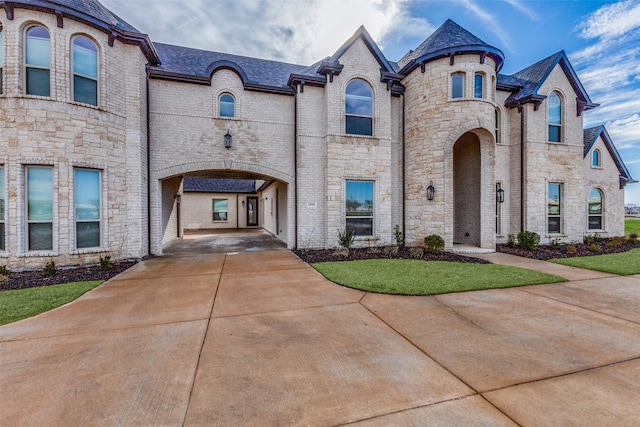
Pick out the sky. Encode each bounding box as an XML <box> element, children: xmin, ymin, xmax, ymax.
<box><xmin>102</xmin><ymin>0</ymin><xmax>640</xmax><ymax>204</ymax></box>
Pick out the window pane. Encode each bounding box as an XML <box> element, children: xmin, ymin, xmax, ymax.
<box><xmin>588</xmin><ymin>216</ymin><xmax>602</xmax><ymax>230</ymax></box>
<box><xmin>346</xmin><ymin>217</ymin><xmax>373</xmax><ymax>236</ymax></box>
<box><xmin>0</xmin><ymin>27</ymin><xmax>4</xmax><ymax>67</ymax></box>
<box><xmin>346</xmin><ymin>181</ymin><xmax>373</xmax><ymax>214</ymax></box>
<box><xmin>548</xmin><ymin>183</ymin><xmax>560</xmax><ymax>215</ymax></box>
<box><xmin>29</xmin><ymin>223</ymin><xmax>52</xmax><ymax>251</ymax></box>
<box><xmin>0</xmin><ymin>167</ymin><xmax>4</xmax><ymax>219</ymax></box>
<box><xmin>27</xmin><ymin>167</ymin><xmax>53</xmax><ymax>221</ymax></box>
<box><xmin>26</xmin><ymin>27</ymin><xmax>50</xmax><ymax>67</ymax></box>
<box><xmin>346</xmin><ymin>80</ymin><xmax>372</xmax><ymax>116</ymax></box>
<box><xmin>73</xmin><ymin>37</ymin><xmax>98</xmax><ymax>78</ymax></box>
<box><xmin>75</xmin><ymin>169</ymin><xmax>100</xmax><ymax>220</ymax></box>
<box><xmin>588</xmin><ymin>189</ymin><xmax>602</xmax><ymax>214</ymax></box>
<box><xmin>548</xmin><ymin>92</ymin><xmax>561</xmax><ymax>125</ymax></box>
<box><xmin>474</xmin><ymin>74</ymin><xmax>483</xmax><ymax>98</ymax></box>
<box><xmin>26</xmin><ymin>68</ymin><xmax>50</xmax><ymax>96</ymax></box>
<box><xmin>220</xmin><ymin>94</ymin><xmax>235</xmax><ymax>117</ymax></box>
<box><xmin>452</xmin><ymin>73</ymin><xmax>463</xmax><ymax>98</ymax></box>
<box><xmin>592</xmin><ymin>150</ymin><xmax>599</xmax><ymax>167</ymax></box>
<box><xmin>73</xmin><ymin>75</ymin><xmax>98</xmax><ymax>105</ymax></box>
<box><xmin>345</xmin><ymin>116</ymin><xmax>372</xmax><ymax>136</ymax></box>
<box><xmin>213</xmin><ymin>212</ymin><xmax>228</xmax><ymax>221</ymax></box>
<box><xmin>547</xmin><ymin>217</ymin><xmax>561</xmax><ymax>234</ymax></box>
<box><xmin>0</xmin><ymin>223</ymin><xmax>4</xmax><ymax>251</ymax></box>
<box><xmin>76</xmin><ymin>222</ymin><xmax>100</xmax><ymax>248</ymax></box>
<box><xmin>548</xmin><ymin>125</ymin><xmax>560</xmax><ymax>143</ymax></box>
<box><xmin>213</xmin><ymin>199</ymin><xmax>228</xmax><ymax>221</ymax></box>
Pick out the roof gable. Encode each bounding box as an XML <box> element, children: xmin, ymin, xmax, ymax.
<box><xmin>327</xmin><ymin>25</ymin><xmax>396</xmax><ymax>73</ymax></box>
<box><xmin>583</xmin><ymin>126</ymin><xmax>635</xmax><ymax>185</ymax></box>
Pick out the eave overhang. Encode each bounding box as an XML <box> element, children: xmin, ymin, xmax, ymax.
<box><xmin>399</xmin><ymin>45</ymin><xmax>505</xmax><ymax>75</ymax></box>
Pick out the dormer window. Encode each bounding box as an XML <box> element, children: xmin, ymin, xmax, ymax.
<box><xmin>451</xmin><ymin>73</ymin><xmax>464</xmax><ymax>99</ymax></box>
<box><xmin>72</xmin><ymin>36</ymin><xmax>99</xmax><ymax>106</ymax></box>
<box><xmin>219</xmin><ymin>93</ymin><xmax>235</xmax><ymax>118</ymax></box>
<box><xmin>548</xmin><ymin>91</ymin><xmax>562</xmax><ymax>142</ymax></box>
<box><xmin>345</xmin><ymin>79</ymin><xmax>373</xmax><ymax>136</ymax></box>
<box><xmin>25</xmin><ymin>26</ymin><xmax>51</xmax><ymax>96</ymax></box>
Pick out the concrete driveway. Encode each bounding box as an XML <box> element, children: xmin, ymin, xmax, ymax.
<box><xmin>1</xmin><ymin>251</ymin><xmax>640</xmax><ymax>426</ymax></box>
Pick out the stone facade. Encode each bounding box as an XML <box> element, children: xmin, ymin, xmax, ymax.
<box><xmin>0</xmin><ymin>1</ymin><xmax>634</xmax><ymax>269</ymax></box>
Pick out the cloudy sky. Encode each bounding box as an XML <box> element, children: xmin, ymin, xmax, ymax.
<box><xmin>102</xmin><ymin>0</ymin><xmax>640</xmax><ymax>203</ymax></box>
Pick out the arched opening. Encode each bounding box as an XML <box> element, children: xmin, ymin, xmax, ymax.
<box><xmin>453</xmin><ymin>132</ymin><xmax>481</xmax><ymax>246</ymax></box>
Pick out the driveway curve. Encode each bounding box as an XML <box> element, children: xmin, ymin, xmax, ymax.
<box><xmin>2</xmin><ymin>250</ymin><xmax>640</xmax><ymax>426</ymax></box>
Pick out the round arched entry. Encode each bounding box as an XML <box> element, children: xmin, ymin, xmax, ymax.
<box><xmin>453</xmin><ymin>132</ymin><xmax>481</xmax><ymax>246</ymax></box>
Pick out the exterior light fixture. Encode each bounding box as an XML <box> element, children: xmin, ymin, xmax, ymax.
<box><xmin>496</xmin><ymin>187</ymin><xmax>505</xmax><ymax>203</ymax></box>
<box><xmin>224</xmin><ymin>130</ymin><xmax>232</xmax><ymax>149</ymax></box>
<box><xmin>426</xmin><ymin>181</ymin><xmax>435</xmax><ymax>201</ymax></box>
<box><xmin>174</xmin><ymin>193</ymin><xmax>181</xmax><ymax>203</ymax></box>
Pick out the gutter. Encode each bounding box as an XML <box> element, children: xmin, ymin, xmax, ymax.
<box><xmin>519</xmin><ymin>104</ymin><xmax>525</xmax><ymax>232</ymax></box>
<box><xmin>294</xmin><ymin>85</ymin><xmax>298</xmax><ymax>249</ymax></box>
<box><xmin>146</xmin><ymin>67</ymin><xmax>152</xmax><ymax>256</ymax></box>
<box><xmin>402</xmin><ymin>93</ymin><xmax>406</xmax><ymax>240</ymax></box>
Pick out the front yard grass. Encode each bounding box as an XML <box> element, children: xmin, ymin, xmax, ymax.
<box><xmin>626</xmin><ymin>218</ymin><xmax>640</xmax><ymax>236</ymax></box>
<box><xmin>551</xmin><ymin>248</ymin><xmax>640</xmax><ymax>275</ymax></box>
<box><xmin>0</xmin><ymin>281</ymin><xmax>103</xmax><ymax>326</ymax></box>
<box><xmin>313</xmin><ymin>259</ymin><xmax>565</xmax><ymax>295</ymax></box>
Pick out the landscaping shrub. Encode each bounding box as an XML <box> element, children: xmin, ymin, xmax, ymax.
<box><xmin>566</xmin><ymin>245</ymin><xmax>577</xmax><ymax>255</ymax></box>
<box><xmin>382</xmin><ymin>245</ymin><xmax>398</xmax><ymax>257</ymax></box>
<box><xmin>629</xmin><ymin>232</ymin><xmax>639</xmax><ymax>241</ymax></box>
<box><xmin>393</xmin><ymin>225</ymin><xmax>404</xmax><ymax>248</ymax></box>
<box><xmin>583</xmin><ymin>233</ymin><xmax>602</xmax><ymax>245</ymax></box>
<box><xmin>588</xmin><ymin>243</ymin><xmax>601</xmax><ymax>253</ymax></box>
<box><xmin>43</xmin><ymin>261</ymin><xmax>58</xmax><ymax>277</ymax></box>
<box><xmin>409</xmin><ymin>247</ymin><xmax>424</xmax><ymax>259</ymax></box>
<box><xmin>424</xmin><ymin>234</ymin><xmax>444</xmax><ymax>254</ymax></box>
<box><xmin>507</xmin><ymin>234</ymin><xmax>516</xmax><ymax>248</ymax></box>
<box><xmin>99</xmin><ymin>255</ymin><xmax>112</xmax><ymax>271</ymax></box>
<box><xmin>337</xmin><ymin>228</ymin><xmax>355</xmax><ymax>250</ymax></box>
<box><xmin>517</xmin><ymin>231</ymin><xmax>540</xmax><ymax>250</ymax></box>
<box><xmin>0</xmin><ymin>265</ymin><xmax>9</xmax><ymax>276</ymax></box>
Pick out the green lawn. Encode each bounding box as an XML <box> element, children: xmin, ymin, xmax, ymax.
<box><xmin>551</xmin><ymin>248</ymin><xmax>640</xmax><ymax>275</ymax></box>
<box><xmin>313</xmin><ymin>259</ymin><xmax>565</xmax><ymax>295</ymax></box>
<box><xmin>0</xmin><ymin>281</ymin><xmax>103</xmax><ymax>326</ymax></box>
<box><xmin>626</xmin><ymin>218</ymin><xmax>640</xmax><ymax>236</ymax></box>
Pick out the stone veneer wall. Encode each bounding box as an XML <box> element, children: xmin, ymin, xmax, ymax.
<box><xmin>0</xmin><ymin>10</ymin><xmax>148</xmax><ymax>268</ymax></box>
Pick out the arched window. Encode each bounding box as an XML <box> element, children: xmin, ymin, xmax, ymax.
<box><xmin>548</xmin><ymin>91</ymin><xmax>562</xmax><ymax>142</ymax></box>
<box><xmin>72</xmin><ymin>36</ymin><xmax>98</xmax><ymax>105</ymax></box>
<box><xmin>592</xmin><ymin>149</ymin><xmax>601</xmax><ymax>167</ymax></box>
<box><xmin>25</xmin><ymin>26</ymin><xmax>51</xmax><ymax>96</ymax></box>
<box><xmin>219</xmin><ymin>93</ymin><xmax>235</xmax><ymax>118</ymax></box>
<box><xmin>345</xmin><ymin>79</ymin><xmax>373</xmax><ymax>136</ymax></box>
<box><xmin>0</xmin><ymin>25</ymin><xmax>4</xmax><ymax>94</ymax></box>
<box><xmin>451</xmin><ymin>72</ymin><xmax>464</xmax><ymax>99</ymax></box>
<box><xmin>474</xmin><ymin>73</ymin><xmax>483</xmax><ymax>98</ymax></box>
<box><xmin>588</xmin><ymin>188</ymin><xmax>603</xmax><ymax>230</ymax></box>
<box><xmin>494</xmin><ymin>108</ymin><xmax>500</xmax><ymax>144</ymax></box>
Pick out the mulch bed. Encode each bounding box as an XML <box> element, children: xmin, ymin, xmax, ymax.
<box><xmin>497</xmin><ymin>237</ymin><xmax>640</xmax><ymax>261</ymax></box>
<box><xmin>293</xmin><ymin>247</ymin><xmax>490</xmax><ymax>264</ymax></box>
<box><xmin>0</xmin><ymin>261</ymin><xmax>138</xmax><ymax>291</ymax></box>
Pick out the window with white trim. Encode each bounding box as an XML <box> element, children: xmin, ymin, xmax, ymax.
<box><xmin>548</xmin><ymin>182</ymin><xmax>562</xmax><ymax>234</ymax></box>
<box><xmin>588</xmin><ymin>188</ymin><xmax>603</xmax><ymax>230</ymax></box>
<box><xmin>213</xmin><ymin>199</ymin><xmax>228</xmax><ymax>221</ymax></box>
<box><xmin>345</xmin><ymin>79</ymin><xmax>373</xmax><ymax>136</ymax></box>
<box><xmin>72</xmin><ymin>36</ymin><xmax>99</xmax><ymax>106</ymax></box>
<box><xmin>451</xmin><ymin>72</ymin><xmax>464</xmax><ymax>99</ymax></box>
<box><xmin>26</xmin><ymin>166</ymin><xmax>54</xmax><ymax>251</ymax></box>
<box><xmin>75</xmin><ymin>168</ymin><xmax>101</xmax><ymax>248</ymax></box>
<box><xmin>548</xmin><ymin>91</ymin><xmax>562</xmax><ymax>142</ymax></box>
<box><xmin>346</xmin><ymin>180</ymin><xmax>374</xmax><ymax>236</ymax></box>
<box><xmin>25</xmin><ymin>26</ymin><xmax>51</xmax><ymax>96</ymax></box>
<box><xmin>219</xmin><ymin>93</ymin><xmax>235</xmax><ymax>118</ymax></box>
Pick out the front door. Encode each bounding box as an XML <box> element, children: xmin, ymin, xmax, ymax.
<box><xmin>247</xmin><ymin>197</ymin><xmax>258</xmax><ymax>227</ymax></box>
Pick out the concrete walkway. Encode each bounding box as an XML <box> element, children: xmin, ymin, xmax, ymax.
<box><xmin>1</xmin><ymin>251</ymin><xmax>640</xmax><ymax>426</ymax></box>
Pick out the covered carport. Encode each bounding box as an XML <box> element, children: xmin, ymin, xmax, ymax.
<box><xmin>163</xmin><ymin>228</ymin><xmax>287</xmax><ymax>255</ymax></box>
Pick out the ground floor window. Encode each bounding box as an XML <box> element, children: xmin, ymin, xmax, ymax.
<box><xmin>0</xmin><ymin>166</ymin><xmax>5</xmax><ymax>250</ymax></box>
<box><xmin>548</xmin><ymin>182</ymin><xmax>562</xmax><ymax>234</ymax></box>
<box><xmin>588</xmin><ymin>188</ymin><xmax>603</xmax><ymax>230</ymax></box>
<box><xmin>26</xmin><ymin>166</ymin><xmax>53</xmax><ymax>251</ymax></box>
<box><xmin>213</xmin><ymin>199</ymin><xmax>228</xmax><ymax>221</ymax></box>
<box><xmin>346</xmin><ymin>180</ymin><xmax>374</xmax><ymax>236</ymax></box>
<box><xmin>75</xmin><ymin>169</ymin><xmax>101</xmax><ymax>248</ymax></box>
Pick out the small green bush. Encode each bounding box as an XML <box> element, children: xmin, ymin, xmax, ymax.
<box><xmin>393</xmin><ymin>225</ymin><xmax>404</xmax><ymax>248</ymax></box>
<box><xmin>629</xmin><ymin>232</ymin><xmax>638</xmax><ymax>240</ymax></box>
<box><xmin>588</xmin><ymin>243</ymin><xmax>601</xmax><ymax>253</ymax></box>
<box><xmin>566</xmin><ymin>245</ymin><xmax>577</xmax><ymax>255</ymax></box>
<box><xmin>337</xmin><ymin>228</ymin><xmax>355</xmax><ymax>250</ymax></box>
<box><xmin>0</xmin><ymin>265</ymin><xmax>10</xmax><ymax>276</ymax></box>
<box><xmin>507</xmin><ymin>234</ymin><xmax>516</xmax><ymax>248</ymax></box>
<box><xmin>584</xmin><ymin>233</ymin><xmax>603</xmax><ymax>245</ymax></box>
<box><xmin>43</xmin><ymin>261</ymin><xmax>57</xmax><ymax>277</ymax></box>
<box><xmin>382</xmin><ymin>245</ymin><xmax>398</xmax><ymax>258</ymax></box>
<box><xmin>517</xmin><ymin>231</ymin><xmax>540</xmax><ymax>250</ymax></box>
<box><xmin>99</xmin><ymin>255</ymin><xmax>112</xmax><ymax>271</ymax></box>
<box><xmin>424</xmin><ymin>234</ymin><xmax>444</xmax><ymax>254</ymax></box>
<box><xmin>408</xmin><ymin>247</ymin><xmax>424</xmax><ymax>259</ymax></box>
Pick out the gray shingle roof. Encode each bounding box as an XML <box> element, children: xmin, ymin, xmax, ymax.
<box><xmin>583</xmin><ymin>126</ymin><xmax>635</xmax><ymax>183</ymax></box>
<box><xmin>183</xmin><ymin>178</ymin><xmax>257</xmax><ymax>194</ymax></box>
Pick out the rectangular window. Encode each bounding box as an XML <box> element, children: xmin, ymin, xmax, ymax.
<box><xmin>213</xmin><ymin>199</ymin><xmax>228</xmax><ymax>221</ymax></box>
<box><xmin>0</xmin><ymin>166</ymin><xmax>5</xmax><ymax>250</ymax></box>
<box><xmin>0</xmin><ymin>27</ymin><xmax>4</xmax><ymax>94</ymax></box>
<box><xmin>346</xmin><ymin>180</ymin><xmax>374</xmax><ymax>236</ymax></box>
<box><xmin>495</xmin><ymin>182</ymin><xmax>502</xmax><ymax>235</ymax></box>
<box><xmin>474</xmin><ymin>73</ymin><xmax>483</xmax><ymax>98</ymax></box>
<box><xmin>26</xmin><ymin>166</ymin><xmax>53</xmax><ymax>251</ymax></box>
<box><xmin>548</xmin><ymin>183</ymin><xmax>562</xmax><ymax>234</ymax></box>
<box><xmin>75</xmin><ymin>169</ymin><xmax>101</xmax><ymax>248</ymax></box>
<box><xmin>451</xmin><ymin>73</ymin><xmax>464</xmax><ymax>99</ymax></box>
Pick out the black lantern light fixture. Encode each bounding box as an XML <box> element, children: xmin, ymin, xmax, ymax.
<box><xmin>496</xmin><ymin>187</ymin><xmax>505</xmax><ymax>203</ymax></box>
<box><xmin>174</xmin><ymin>193</ymin><xmax>181</xmax><ymax>203</ymax></box>
<box><xmin>224</xmin><ymin>130</ymin><xmax>232</xmax><ymax>149</ymax></box>
<box><xmin>426</xmin><ymin>180</ymin><xmax>435</xmax><ymax>201</ymax></box>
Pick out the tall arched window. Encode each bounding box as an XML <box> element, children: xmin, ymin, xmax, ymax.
<box><xmin>72</xmin><ymin>35</ymin><xmax>98</xmax><ymax>105</ymax></box>
<box><xmin>451</xmin><ymin>72</ymin><xmax>464</xmax><ymax>99</ymax></box>
<box><xmin>548</xmin><ymin>91</ymin><xmax>562</xmax><ymax>142</ymax></box>
<box><xmin>25</xmin><ymin>26</ymin><xmax>51</xmax><ymax>96</ymax></box>
<box><xmin>588</xmin><ymin>188</ymin><xmax>603</xmax><ymax>230</ymax></box>
<box><xmin>494</xmin><ymin>108</ymin><xmax>500</xmax><ymax>144</ymax></box>
<box><xmin>345</xmin><ymin>79</ymin><xmax>372</xmax><ymax>136</ymax></box>
<box><xmin>474</xmin><ymin>73</ymin><xmax>483</xmax><ymax>98</ymax></box>
<box><xmin>0</xmin><ymin>25</ymin><xmax>4</xmax><ymax>94</ymax></box>
<box><xmin>219</xmin><ymin>93</ymin><xmax>235</xmax><ymax>118</ymax></box>
<box><xmin>592</xmin><ymin>149</ymin><xmax>601</xmax><ymax>167</ymax></box>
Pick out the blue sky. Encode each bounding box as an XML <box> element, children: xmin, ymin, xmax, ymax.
<box><xmin>103</xmin><ymin>0</ymin><xmax>640</xmax><ymax>203</ymax></box>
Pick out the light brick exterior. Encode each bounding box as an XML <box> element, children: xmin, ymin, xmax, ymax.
<box><xmin>0</xmin><ymin>3</ymin><xmax>632</xmax><ymax>269</ymax></box>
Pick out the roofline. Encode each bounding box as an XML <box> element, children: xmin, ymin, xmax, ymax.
<box><xmin>1</xmin><ymin>0</ymin><xmax>160</xmax><ymax>65</ymax></box>
<box><xmin>584</xmin><ymin>125</ymin><xmax>635</xmax><ymax>183</ymax></box>
<box><xmin>328</xmin><ymin>25</ymin><xmax>396</xmax><ymax>73</ymax></box>
<box><xmin>399</xmin><ymin>45</ymin><xmax>505</xmax><ymax>75</ymax></box>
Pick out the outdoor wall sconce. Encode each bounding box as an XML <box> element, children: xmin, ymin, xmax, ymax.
<box><xmin>174</xmin><ymin>193</ymin><xmax>181</xmax><ymax>203</ymax></box>
<box><xmin>426</xmin><ymin>181</ymin><xmax>435</xmax><ymax>201</ymax></box>
<box><xmin>224</xmin><ymin>130</ymin><xmax>232</xmax><ymax>149</ymax></box>
<box><xmin>496</xmin><ymin>188</ymin><xmax>505</xmax><ymax>203</ymax></box>
<box><xmin>241</xmin><ymin>200</ymin><xmax>245</xmax><ymax>206</ymax></box>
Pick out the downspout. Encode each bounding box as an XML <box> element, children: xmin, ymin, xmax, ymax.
<box><xmin>401</xmin><ymin>93</ymin><xmax>406</xmax><ymax>240</ymax></box>
<box><xmin>146</xmin><ymin>67</ymin><xmax>152</xmax><ymax>256</ymax></box>
<box><xmin>519</xmin><ymin>105</ymin><xmax>525</xmax><ymax>232</ymax></box>
<box><xmin>293</xmin><ymin>85</ymin><xmax>298</xmax><ymax>248</ymax></box>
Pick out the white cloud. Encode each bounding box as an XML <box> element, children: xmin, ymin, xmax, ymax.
<box><xmin>503</xmin><ymin>0</ymin><xmax>539</xmax><ymax>21</ymax></box>
<box><xmin>577</xmin><ymin>0</ymin><xmax>640</xmax><ymax>40</ymax></box>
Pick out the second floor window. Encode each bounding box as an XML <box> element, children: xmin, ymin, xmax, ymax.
<box><xmin>25</xmin><ymin>26</ymin><xmax>51</xmax><ymax>96</ymax></box>
<box><xmin>474</xmin><ymin>73</ymin><xmax>483</xmax><ymax>98</ymax></box>
<box><xmin>219</xmin><ymin>93</ymin><xmax>235</xmax><ymax>118</ymax></box>
<box><xmin>451</xmin><ymin>73</ymin><xmax>464</xmax><ymax>99</ymax></box>
<box><xmin>548</xmin><ymin>91</ymin><xmax>562</xmax><ymax>142</ymax></box>
<box><xmin>345</xmin><ymin>79</ymin><xmax>373</xmax><ymax>136</ymax></box>
<box><xmin>72</xmin><ymin>36</ymin><xmax>99</xmax><ymax>105</ymax></box>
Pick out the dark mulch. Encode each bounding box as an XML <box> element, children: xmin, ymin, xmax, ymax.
<box><xmin>293</xmin><ymin>247</ymin><xmax>490</xmax><ymax>264</ymax></box>
<box><xmin>0</xmin><ymin>261</ymin><xmax>138</xmax><ymax>291</ymax></box>
<box><xmin>497</xmin><ymin>237</ymin><xmax>640</xmax><ymax>261</ymax></box>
